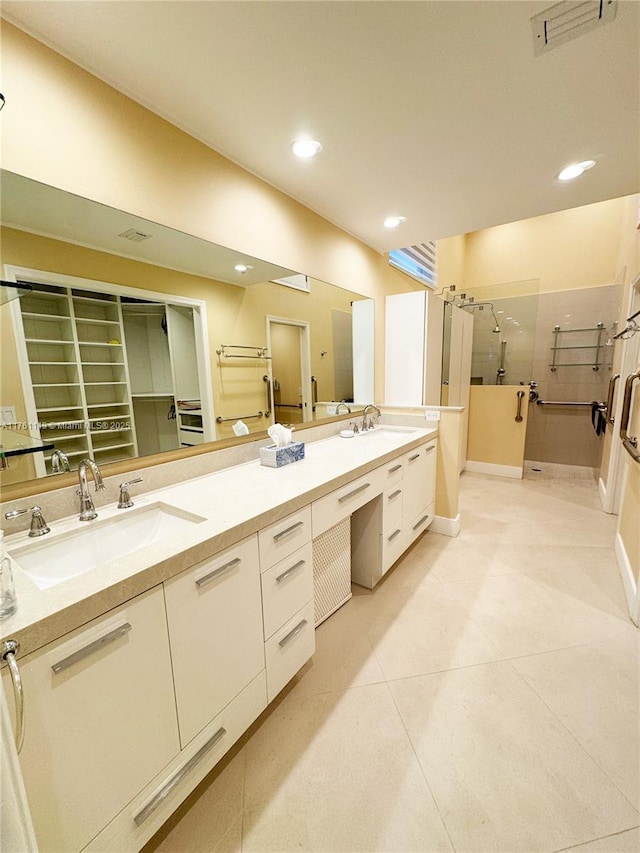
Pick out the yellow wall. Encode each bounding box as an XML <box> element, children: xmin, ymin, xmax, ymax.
<box><xmin>437</xmin><ymin>197</ymin><xmax>629</xmax><ymax>297</ymax></box>
<box><xmin>1</xmin><ymin>21</ymin><xmax>421</xmax><ymax>408</ymax></box>
<box><xmin>467</xmin><ymin>386</ymin><xmax>529</xmax><ymax>469</ymax></box>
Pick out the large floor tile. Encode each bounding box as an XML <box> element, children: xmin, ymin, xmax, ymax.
<box><xmin>443</xmin><ymin>572</ymin><xmax>608</xmax><ymax>657</ymax></box>
<box><xmin>389</xmin><ymin>661</ymin><xmax>640</xmax><ymax>853</ymax></box>
<box><xmin>513</xmin><ymin>645</ymin><xmax>640</xmax><ymax>810</ymax></box>
<box><xmin>242</xmin><ymin>683</ymin><xmax>453</xmax><ymax>852</ymax></box>
<box><xmin>364</xmin><ymin>580</ymin><xmax>505</xmax><ymax>679</ymax></box>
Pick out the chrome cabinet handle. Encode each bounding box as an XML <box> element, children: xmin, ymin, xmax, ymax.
<box><xmin>388</xmin><ymin>489</ymin><xmax>402</xmax><ymax>500</ymax></box>
<box><xmin>387</xmin><ymin>528</ymin><xmax>401</xmax><ymax>542</ymax></box>
<box><xmin>413</xmin><ymin>514</ymin><xmax>430</xmax><ymax>531</ymax></box>
<box><xmin>338</xmin><ymin>482</ymin><xmax>370</xmax><ymax>503</ymax></box>
<box><xmin>134</xmin><ymin>727</ymin><xmax>227</xmax><ymax>826</ymax></box>
<box><xmin>51</xmin><ymin>622</ymin><xmax>131</xmax><ymax>674</ymax></box>
<box><xmin>408</xmin><ymin>453</ymin><xmax>420</xmax><ymax>462</ymax></box>
<box><xmin>273</xmin><ymin>521</ymin><xmax>304</xmax><ymax>541</ymax></box>
<box><xmin>276</xmin><ymin>559</ymin><xmax>306</xmax><ymax>583</ymax></box>
<box><xmin>619</xmin><ymin>370</ymin><xmax>640</xmax><ymax>463</ymax></box>
<box><xmin>1</xmin><ymin>640</ymin><xmax>24</xmax><ymax>753</ymax></box>
<box><xmin>606</xmin><ymin>372</ymin><xmax>621</xmax><ymax>425</ymax></box>
<box><xmin>425</xmin><ymin>444</ymin><xmax>435</xmax><ymax>453</ymax></box>
<box><xmin>515</xmin><ymin>390</ymin><xmax>525</xmax><ymax>423</ymax></box>
<box><xmin>279</xmin><ymin>619</ymin><xmax>308</xmax><ymax>647</ymax></box>
<box><xmin>195</xmin><ymin>557</ymin><xmax>241</xmax><ymax>588</ymax></box>
<box><xmin>388</xmin><ymin>464</ymin><xmax>402</xmax><ymax>473</ymax></box>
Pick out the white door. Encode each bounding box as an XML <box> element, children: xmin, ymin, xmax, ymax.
<box><xmin>266</xmin><ymin>317</ymin><xmax>312</xmax><ymax>424</ymax></box>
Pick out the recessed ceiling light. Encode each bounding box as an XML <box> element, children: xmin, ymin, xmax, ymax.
<box><xmin>291</xmin><ymin>139</ymin><xmax>323</xmax><ymax>159</ymax></box>
<box><xmin>234</xmin><ymin>264</ymin><xmax>253</xmax><ymax>273</ymax></box>
<box><xmin>384</xmin><ymin>215</ymin><xmax>407</xmax><ymax>229</ymax></box>
<box><xmin>557</xmin><ymin>160</ymin><xmax>596</xmax><ymax>181</ymax></box>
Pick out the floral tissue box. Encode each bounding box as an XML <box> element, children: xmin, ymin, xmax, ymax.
<box><xmin>259</xmin><ymin>441</ymin><xmax>305</xmax><ymax>468</ymax></box>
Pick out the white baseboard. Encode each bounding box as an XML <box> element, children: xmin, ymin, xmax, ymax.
<box><xmin>615</xmin><ymin>532</ymin><xmax>639</xmax><ymax>626</ymax></box>
<box><xmin>465</xmin><ymin>461</ymin><xmax>523</xmax><ymax>479</ymax></box>
<box><xmin>431</xmin><ymin>514</ymin><xmax>460</xmax><ymax>537</ymax></box>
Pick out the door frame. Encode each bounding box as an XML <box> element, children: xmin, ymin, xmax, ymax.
<box><xmin>265</xmin><ymin>316</ymin><xmax>312</xmax><ymax>424</ymax></box>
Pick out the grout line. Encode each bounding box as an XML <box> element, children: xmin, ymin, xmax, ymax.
<box><xmin>551</xmin><ymin>824</ymin><xmax>640</xmax><ymax>852</ymax></box>
<box><xmin>504</xmin><ymin>657</ymin><xmax>640</xmax><ymax>815</ymax></box>
<box><xmin>381</xmin><ymin>678</ymin><xmax>458</xmax><ymax>853</ymax></box>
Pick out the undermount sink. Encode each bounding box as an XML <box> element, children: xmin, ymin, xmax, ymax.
<box><xmin>361</xmin><ymin>426</ymin><xmax>418</xmax><ymax>437</ymax></box>
<box><xmin>9</xmin><ymin>502</ymin><xmax>206</xmax><ymax>590</ymax></box>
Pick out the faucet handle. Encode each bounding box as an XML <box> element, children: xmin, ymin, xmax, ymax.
<box><xmin>117</xmin><ymin>478</ymin><xmax>143</xmax><ymax>509</ymax></box>
<box><xmin>4</xmin><ymin>505</ymin><xmax>51</xmax><ymax>537</ymax></box>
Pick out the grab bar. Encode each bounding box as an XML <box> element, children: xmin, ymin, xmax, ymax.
<box><xmin>606</xmin><ymin>373</ymin><xmax>620</xmax><ymax>425</ymax></box>
<box><xmin>515</xmin><ymin>390</ymin><xmax>525</xmax><ymax>422</ymax></box>
<box><xmin>619</xmin><ymin>370</ymin><xmax>640</xmax><ymax>463</ymax></box>
<box><xmin>216</xmin><ymin>411</ymin><xmax>263</xmax><ymax>423</ymax></box>
<box><xmin>536</xmin><ymin>400</ymin><xmax>604</xmax><ymax>408</ymax></box>
<box><xmin>262</xmin><ymin>375</ymin><xmax>272</xmax><ymax>418</ymax></box>
<box><xmin>311</xmin><ymin>375</ymin><xmax>318</xmax><ymax>413</ymax></box>
<box><xmin>1</xmin><ymin>640</ymin><xmax>24</xmax><ymax>753</ymax></box>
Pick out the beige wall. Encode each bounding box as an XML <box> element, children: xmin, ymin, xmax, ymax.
<box><xmin>1</xmin><ymin>22</ymin><xmax>422</xmax><ymax>409</ymax></box>
<box><xmin>467</xmin><ymin>386</ymin><xmax>529</xmax><ymax>469</ymax></box>
<box><xmin>437</xmin><ymin>197</ymin><xmax>629</xmax><ymax>297</ymax></box>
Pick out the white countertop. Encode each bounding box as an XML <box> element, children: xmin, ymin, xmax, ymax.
<box><xmin>1</xmin><ymin>424</ymin><xmax>437</xmax><ymax>655</ymax></box>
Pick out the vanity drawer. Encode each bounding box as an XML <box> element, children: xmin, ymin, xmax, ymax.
<box><xmin>86</xmin><ymin>671</ymin><xmax>267</xmax><ymax>852</ymax></box>
<box><xmin>407</xmin><ymin>502</ymin><xmax>435</xmax><ymax>546</ymax></box>
<box><xmin>382</xmin><ymin>484</ymin><xmax>403</xmax><ymax>535</ymax></box>
<box><xmin>312</xmin><ymin>470</ymin><xmax>380</xmax><ymax>537</ymax></box>
<box><xmin>381</xmin><ymin>457</ymin><xmax>404</xmax><ymax>488</ymax></box>
<box><xmin>261</xmin><ymin>542</ymin><xmax>314</xmax><ymax>641</ymax></box>
<box><xmin>163</xmin><ymin>535</ymin><xmax>265</xmax><ymax>748</ymax></box>
<box><xmin>265</xmin><ymin>599</ymin><xmax>315</xmax><ymax>702</ymax></box>
<box><xmin>382</xmin><ymin>524</ymin><xmax>405</xmax><ymax>573</ymax></box>
<box><xmin>259</xmin><ymin>505</ymin><xmax>312</xmax><ymax>572</ymax></box>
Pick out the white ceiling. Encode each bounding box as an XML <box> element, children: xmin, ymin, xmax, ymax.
<box><xmin>2</xmin><ymin>1</ymin><xmax>638</xmax><ymax>253</ymax></box>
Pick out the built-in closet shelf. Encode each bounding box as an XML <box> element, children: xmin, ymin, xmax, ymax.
<box><xmin>131</xmin><ymin>392</ymin><xmax>175</xmax><ymax>397</ymax></box>
<box><xmin>32</xmin><ymin>383</ymin><xmax>80</xmax><ymax>388</ymax></box>
<box><xmin>25</xmin><ymin>338</ymin><xmax>74</xmax><ymax>345</ymax></box>
<box><xmin>21</xmin><ymin>312</ymin><xmax>72</xmax><ymax>320</ymax></box>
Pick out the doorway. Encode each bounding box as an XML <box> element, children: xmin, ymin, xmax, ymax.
<box><xmin>266</xmin><ymin>317</ymin><xmax>312</xmax><ymax>425</ymax></box>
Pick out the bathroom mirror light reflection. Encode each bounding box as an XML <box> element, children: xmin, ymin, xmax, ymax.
<box><xmin>0</xmin><ymin>171</ymin><xmax>375</xmax><ymax>488</ymax></box>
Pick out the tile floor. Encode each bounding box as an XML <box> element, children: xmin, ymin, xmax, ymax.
<box><xmin>147</xmin><ymin>464</ymin><xmax>639</xmax><ymax>853</ymax></box>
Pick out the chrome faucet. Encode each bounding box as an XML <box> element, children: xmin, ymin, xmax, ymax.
<box><xmin>50</xmin><ymin>449</ymin><xmax>71</xmax><ymax>473</ymax></box>
<box><xmin>77</xmin><ymin>458</ymin><xmax>105</xmax><ymax>521</ymax></box>
<box><xmin>362</xmin><ymin>404</ymin><xmax>381</xmax><ymax>431</ymax></box>
<box><xmin>336</xmin><ymin>400</ymin><xmax>351</xmax><ymax>415</ymax></box>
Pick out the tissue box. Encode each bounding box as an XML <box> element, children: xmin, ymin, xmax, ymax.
<box><xmin>259</xmin><ymin>441</ymin><xmax>305</xmax><ymax>468</ymax></box>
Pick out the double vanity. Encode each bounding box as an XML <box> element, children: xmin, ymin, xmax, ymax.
<box><xmin>1</xmin><ymin>421</ymin><xmax>437</xmax><ymax>852</ymax></box>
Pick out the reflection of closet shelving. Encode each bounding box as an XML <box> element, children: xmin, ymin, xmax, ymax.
<box><xmin>549</xmin><ymin>323</ymin><xmax>606</xmax><ymax>372</ymax></box>
<box><xmin>18</xmin><ymin>285</ymin><xmax>137</xmax><ymax>475</ymax></box>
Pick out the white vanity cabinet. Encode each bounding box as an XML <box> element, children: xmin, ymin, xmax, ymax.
<box><xmin>402</xmin><ymin>440</ymin><xmax>437</xmax><ymax>545</ymax></box>
<box><xmin>163</xmin><ymin>535</ymin><xmax>265</xmax><ymax>747</ymax></box>
<box><xmin>1</xmin><ymin>587</ymin><xmax>179</xmax><ymax>853</ymax></box>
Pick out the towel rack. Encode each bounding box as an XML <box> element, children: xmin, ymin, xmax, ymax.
<box><xmin>549</xmin><ymin>323</ymin><xmax>606</xmax><ymax>372</ymax></box>
<box><xmin>215</xmin><ymin>411</ymin><xmax>264</xmax><ymax>423</ymax></box>
<box><xmin>216</xmin><ymin>344</ymin><xmax>271</xmax><ymax>360</ymax></box>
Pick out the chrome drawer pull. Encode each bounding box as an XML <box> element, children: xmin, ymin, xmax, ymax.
<box><xmin>1</xmin><ymin>640</ymin><xmax>24</xmax><ymax>753</ymax></box>
<box><xmin>134</xmin><ymin>727</ymin><xmax>227</xmax><ymax>826</ymax></box>
<box><xmin>408</xmin><ymin>453</ymin><xmax>420</xmax><ymax>462</ymax></box>
<box><xmin>388</xmin><ymin>528</ymin><xmax>401</xmax><ymax>542</ymax></box>
<box><xmin>413</xmin><ymin>514</ymin><xmax>429</xmax><ymax>531</ymax></box>
<box><xmin>279</xmin><ymin>618</ymin><xmax>308</xmax><ymax>647</ymax></box>
<box><xmin>388</xmin><ymin>489</ymin><xmax>402</xmax><ymax>500</ymax></box>
<box><xmin>388</xmin><ymin>464</ymin><xmax>402</xmax><ymax>473</ymax></box>
<box><xmin>51</xmin><ymin>622</ymin><xmax>132</xmax><ymax>674</ymax></box>
<box><xmin>276</xmin><ymin>559</ymin><xmax>306</xmax><ymax>583</ymax></box>
<box><xmin>273</xmin><ymin>520</ymin><xmax>304</xmax><ymax>541</ymax></box>
<box><xmin>425</xmin><ymin>444</ymin><xmax>435</xmax><ymax>453</ymax></box>
<box><xmin>338</xmin><ymin>482</ymin><xmax>370</xmax><ymax>503</ymax></box>
<box><xmin>196</xmin><ymin>557</ymin><xmax>241</xmax><ymax>588</ymax></box>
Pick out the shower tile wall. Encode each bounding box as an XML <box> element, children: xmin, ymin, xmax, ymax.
<box><xmin>525</xmin><ymin>285</ymin><xmax>620</xmax><ymax>467</ymax></box>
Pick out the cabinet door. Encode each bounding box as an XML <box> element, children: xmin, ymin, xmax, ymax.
<box><xmin>2</xmin><ymin>587</ymin><xmax>179</xmax><ymax>853</ymax></box>
<box><xmin>163</xmin><ymin>536</ymin><xmax>265</xmax><ymax>747</ymax></box>
<box><xmin>403</xmin><ymin>441</ymin><xmax>437</xmax><ymax>542</ymax></box>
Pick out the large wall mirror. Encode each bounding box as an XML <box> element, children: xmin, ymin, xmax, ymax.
<box><xmin>0</xmin><ymin>171</ymin><xmax>375</xmax><ymax>488</ymax></box>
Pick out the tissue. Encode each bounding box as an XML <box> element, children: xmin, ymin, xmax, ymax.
<box><xmin>232</xmin><ymin>420</ymin><xmax>250</xmax><ymax>436</ymax></box>
<box><xmin>260</xmin><ymin>422</ymin><xmax>305</xmax><ymax>468</ymax></box>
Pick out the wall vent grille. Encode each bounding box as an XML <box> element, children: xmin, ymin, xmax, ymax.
<box><xmin>531</xmin><ymin>0</ymin><xmax>617</xmax><ymax>56</ymax></box>
<box><xmin>118</xmin><ymin>228</ymin><xmax>153</xmax><ymax>243</ymax></box>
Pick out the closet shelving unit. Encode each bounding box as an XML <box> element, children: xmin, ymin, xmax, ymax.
<box><xmin>549</xmin><ymin>322</ymin><xmax>608</xmax><ymax>372</ymax></box>
<box><xmin>17</xmin><ymin>284</ymin><xmax>138</xmax><ymax>476</ymax></box>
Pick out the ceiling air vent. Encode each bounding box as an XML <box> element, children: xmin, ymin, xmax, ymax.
<box><xmin>118</xmin><ymin>228</ymin><xmax>153</xmax><ymax>243</ymax></box>
<box><xmin>531</xmin><ymin>0</ymin><xmax>617</xmax><ymax>56</ymax></box>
